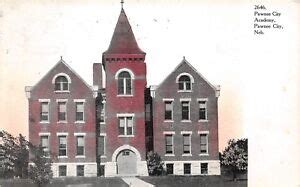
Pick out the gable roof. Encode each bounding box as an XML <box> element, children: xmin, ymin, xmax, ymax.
<box><xmin>104</xmin><ymin>8</ymin><xmax>145</xmax><ymax>54</ymax></box>
<box><xmin>156</xmin><ymin>57</ymin><xmax>219</xmax><ymax>92</ymax></box>
<box><xmin>30</xmin><ymin>58</ymin><xmax>92</xmax><ymax>91</ymax></box>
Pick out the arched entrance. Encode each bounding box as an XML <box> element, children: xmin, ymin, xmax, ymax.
<box><xmin>116</xmin><ymin>149</ymin><xmax>137</xmax><ymax>175</ymax></box>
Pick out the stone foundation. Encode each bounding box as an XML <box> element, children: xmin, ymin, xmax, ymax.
<box><xmin>52</xmin><ymin>162</ymin><xmax>97</xmax><ymax>177</ymax></box>
<box><xmin>164</xmin><ymin>160</ymin><xmax>220</xmax><ymax>175</ymax></box>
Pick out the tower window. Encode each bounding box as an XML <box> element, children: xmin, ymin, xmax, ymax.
<box><xmin>118</xmin><ymin>71</ymin><xmax>132</xmax><ymax>95</ymax></box>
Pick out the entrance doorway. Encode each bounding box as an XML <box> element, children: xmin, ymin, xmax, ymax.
<box><xmin>116</xmin><ymin>149</ymin><xmax>137</xmax><ymax>175</ymax></box>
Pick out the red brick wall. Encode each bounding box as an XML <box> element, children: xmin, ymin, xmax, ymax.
<box><xmin>28</xmin><ymin>62</ymin><xmax>96</xmax><ymax>162</ymax></box>
<box><xmin>153</xmin><ymin>61</ymin><xmax>219</xmax><ymax>161</ymax></box>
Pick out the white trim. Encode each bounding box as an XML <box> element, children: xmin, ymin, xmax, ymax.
<box><xmin>164</xmin><ymin>154</ymin><xmax>175</xmax><ymax>157</ymax></box>
<box><xmin>40</xmin><ymin>121</ymin><xmax>50</xmax><ymax>124</ymax></box>
<box><xmin>25</xmin><ymin>86</ymin><xmax>32</xmax><ymax>98</ymax></box>
<box><xmin>54</xmin><ymin>162</ymin><xmax>97</xmax><ymax>165</ymax></box>
<box><xmin>56</xmin><ymin>99</ymin><xmax>68</xmax><ymax>102</ymax></box>
<box><xmin>38</xmin><ymin>99</ymin><xmax>51</xmax><ymax>102</ymax></box>
<box><xmin>163</xmin><ymin>131</ymin><xmax>175</xmax><ymax>135</ymax></box>
<box><xmin>181</xmin><ymin>131</ymin><xmax>192</xmax><ymax>134</ymax></box>
<box><xmin>198</xmin><ymin>131</ymin><xmax>209</xmax><ymax>134</ymax></box>
<box><xmin>180</xmin><ymin>98</ymin><xmax>192</xmax><ymax>102</ymax></box>
<box><xmin>164</xmin><ymin>120</ymin><xmax>174</xmax><ymax>123</ymax></box>
<box><xmin>75</xmin><ymin>121</ymin><xmax>85</xmax><ymax>124</ymax></box>
<box><xmin>74</xmin><ymin>133</ymin><xmax>86</xmax><ymax>136</ymax></box>
<box><xmin>175</xmin><ymin>72</ymin><xmax>195</xmax><ymax>83</ymax></box>
<box><xmin>73</xmin><ymin>99</ymin><xmax>86</xmax><ymax>102</ymax></box>
<box><xmin>162</xmin><ymin>98</ymin><xmax>174</xmax><ymax>101</ymax></box>
<box><xmin>99</xmin><ymin>133</ymin><xmax>106</xmax><ymax>136</ymax></box>
<box><xmin>117</xmin><ymin>94</ymin><xmax>133</xmax><ymax>97</ymax></box>
<box><xmin>75</xmin><ymin>155</ymin><xmax>86</xmax><ymax>158</ymax></box>
<box><xmin>197</xmin><ymin>98</ymin><xmax>208</xmax><ymax>101</ymax></box>
<box><xmin>117</xmin><ymin>113</ymin><xmax>135</xmax><ymax>117</ymax></box>
<box><xmin>118</xmin><ymin>135</ymin><xmax>134</xmax><ymax>138</ymax></box>
<box><xmin>39</xmin><ymin>132</ymin><xmax>51</xmax><ymax>136</ymax></box>
<box><xmin>182</xmin><ymin>154</ymin><xmax>193</xmax><ymax>156</ymax></box>
<box><xmin>199</xmin><ymin>153</ymin><xmax>209</xmax><ymax>156</ymax></box>
<box><xmin>56</xmin><ymin>132</ymin><xmax>69</xmax><ymax>136</ymax></box>
<box><xmin>111</xmin><ymin>144</ymin><xmax>141</xmax><ymax>162</ymax></box>
<box><xmin>114</xmin><ymin>68</ymin><xmax>135</xmax><ymax>79</ymax></box>
<box><xmin>52</xmin><ymin>73</ymin><xmax>72</xmax><ymax>84</ymax></box>
<box><xmin>181</xmin><ymin>120</ymin><xmax>192</xmax><ymax>123</ymax></box>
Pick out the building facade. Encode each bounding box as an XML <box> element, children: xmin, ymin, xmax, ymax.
<box><xmin>26</xmin><ymin>6</ymin><xmax>220</xmax><ymax>177</ymax></box>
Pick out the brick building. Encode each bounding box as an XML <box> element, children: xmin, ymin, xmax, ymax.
<box><xmin>26</xmin><ymin>5</ymin><xmax>220</xmax><ymax>177</ymax></box>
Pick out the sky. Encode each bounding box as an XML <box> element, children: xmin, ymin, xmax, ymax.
<box><xmin>0</xmin><ymin>0</ymin><xmax>300</xmax><ymax>186</ymax></box>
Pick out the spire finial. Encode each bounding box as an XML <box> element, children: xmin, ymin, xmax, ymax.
<box><xmin>121</xmin><ymin>0</ymin><xmax>124</xmax><ymax>9</ymax></box>
<box><xmin>183</xmin><ymin>56</ymin><xmax>185</xmax><ymax>60</ymax></box>
<box><xmin>60</xmin><ymin>56</ymin><xmax>63</xmax><ymax>60</ymax></box>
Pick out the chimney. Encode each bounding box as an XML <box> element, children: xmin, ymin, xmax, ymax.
<box><xmin>93</xmin><ymin>63</ymin><xmax>102</xmax><ymax>89</ymax></box>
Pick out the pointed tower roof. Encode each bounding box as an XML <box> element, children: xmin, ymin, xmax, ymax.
<box><xmin>104</xmin><ymin>8</ymin><xmax>145</xmax><ymax>54</ymax></box>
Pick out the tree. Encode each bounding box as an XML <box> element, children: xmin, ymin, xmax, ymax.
<box><xmin>28</xmin><ymin>145</ymin><xmax>53</xmax><ymax>187</ymax></box>
<box><xmin>220</xmin><ymin>138</ymin><xmax>248</xmax><ymax>180</ymax></box>
<box><xmin>146</xmin><ymin>151</ymin><xmax>164</xmax><ymax>176</ymax></box>
<box><xmin>14</xmin><ymin>134</ymin><xmax>29</xmax><ymax>178</ymax></box>
<box><xmin>0</xmin><ymin>130</ymin><xmax>18</xmax><ymax>178</ymax></box>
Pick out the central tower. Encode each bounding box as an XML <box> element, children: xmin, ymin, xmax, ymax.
<box><xmin>101</xmin><ymin>6</ymin><xmax>148</xmax><ymax>176</ymax></box>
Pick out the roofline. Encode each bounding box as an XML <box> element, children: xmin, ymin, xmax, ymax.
<box><xmin>28</xmin><ymin>59</ymin><xmax>92</xmax><ymax>92</ymax></box>
<box><xmin>156</xmin><ymin>57</ymin><xmax>220</xmax><ymax>93</ymax></box>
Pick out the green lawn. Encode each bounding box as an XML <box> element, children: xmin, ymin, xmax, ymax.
<box><xmin>139</xmin><ymin>175</ymin><xmax>247</xmax><ymax>187</ymax></box>
<box><xmin>0</xmin><ymin>177</ymin><xmax>128</xmax><ymax>187</ymax></box>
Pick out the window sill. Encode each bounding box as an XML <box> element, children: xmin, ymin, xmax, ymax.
<box><xmin>117</xmin><ymin>94</ymin><xmax>133</xmax><ymax>97</ymax></box>
<box><xmin>100</xmin><ymin>155</ymin><xmax>107</xmax><ymax>158</ymax></box>
<box><xmin>100</xmin><ymin>122</ymin><xmax>105</xmax><ymax>125</ymax></box>
<box><xmin>198</xmin><ymin>120</ymin><xmax>209</xmax><ymax>122</ymax></box>
<box><xmin>164</xmin><ymin>120</ymin><xmax>174</xmax><ymax>123</ymax></box>
<box><xmin>57</xmin><ymin>121</ymin><xmax>67</xmax><ymax>124</ymax></box>
<box><xmin>54</xmin><ymin>90</ymin><xmax>70</xmax><ymax>93</ymax></box>
<box><xmin>58</xmin><ymin>156</ymin><xmax>68</xmax><ymax>158</ymax></box>
<box><xmin>75</xmin><ymin>121</ymin><xmax>85</xmax><ymax>124</ymax></box>
<box><xmin>40</xmin><ymin>121</ymin><xmax>50</xmax><ymax>124</ymax></box>
<box><xmin>165</xmin><ymin>154</ymin><xmax>175</xmax><ymax>157</ymax></box>
<box><xmin>181</xmin><ymin>120</ymin><xmax>192</xmax><ymax>123</ymax></box>
<box><xmin>118</xmin><ymin>135</ymin><xmax>134</xmax><ymax>138</ymax></box>
<box><xmin>75</xmin><ymin>155</ymin><xmax>85</xmax><ymax>158</ymax></box>
<box><xmin>199</xmin><ymin>153</ymin><xmax>209</xmax><ymax>156</ymax></box>
<box><xmin>178</xmin><ymin>90</ymin><xmax>192</xmax><ymax>93</ymax></box>
<box><xmin>182</xmin><ymin>154</ymin><xmax>192</xmax><ymax>156</ymax></box>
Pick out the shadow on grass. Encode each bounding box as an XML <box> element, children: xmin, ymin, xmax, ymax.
<box><xmin>139</xmin><ymin>175</ymin><xmax>247</xmax><ymax>187</ymax></box>
<box><xmin>0</xmin><ymin>177</ymin><xmax>129</xmax><ymax>187</ymax></box>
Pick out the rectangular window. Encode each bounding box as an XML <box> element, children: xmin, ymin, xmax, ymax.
<box><xmin>77</xmin><ymin>165</ymin><xmax>84</xmax><ymax>176</ymax></box>
<box><xmin>58</xmin><ymin>136</ymin><xmax>67</xmax><ymax>156</ymax></box>
<box><xmin>199</xmin><ymin>101</ymin><xmax>207</xmax><ymax>120</ymax></box>
<box><xmin>40</xmin><ymin>102</ymin><xmax>49</xmax><ymax>122</ymax></box>
<box><xmin>201</xmin><ymin>163</ymin><xmax>208</xmax><ymax>174</ymax></box>
<box><xmin>76</xmin><ymin>136</ymin><xmax>84</xmax><ymax>156</ymax></box>
<box><xmin>100</xmin><ymin>103</ymin><xmax>105</xmax><ymax>123</ymax></box>
<box><xmin>40</xmin><ymin>135</ymin><xmax>49</xmax><ymax>154</ymax></box>
<box><xmin>166</xmin><ymin>163</ymin><xmax>174</xmax><ymax>175</ymax></box>
<box><xmin>165</xmin><ymin>135</ymin><xmax>173</xmax><ymax>154</ymax></box>
<box><xmin>184</xmin><ymin>163</ymin><xmax>191</xmax><ymax>175</ymax></box>
<box><xmin>164</xmin><ymin>101</ymin><xmax>173</xmax><ymax>120</ymax></box>
<box><xmin>59</xmin><ymin>165</ymin><xmax>67</xmax><ymax>177</ymax></box>
<box><xmin>181</xmin><ymin>101</ymin><xmax>190</xmax><ymax>120</ymax></box>
<box><xmin>75</xmin><ymin>102</ymin><xmax>84</xmax><ymax>121</ymax></box>
<box><xmin>98</xmin><ymin>136</ymin><xmax>105</xmax><ymax>155</ymax></box>
<box><xmin>118</xmin><ymin>116</ymin><xmax>133</xmax><ymax>136</ymax></box>
<box><xmin>200</xmin><ymin>134</ymin><xmax>208</xmax><ymax>154</ymax></box>
<box><xmin>183</xmin><ymin>134</ymin><xmax>191</xmax><ymax>154</ymax></box>
<box><xmin>58</xmin><ymin>102</ymin><xmax>67</xmax><ymax>121</ymax></box>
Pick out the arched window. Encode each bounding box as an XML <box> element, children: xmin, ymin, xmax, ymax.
<box><xmin>178</xmin><ymin>75</ymin><xmax>191</xmax><ymax>91</ymax></box>
<box><xmin>55</xmin><ymin>76</ymin><xmax>69</xmax><ymax>91</ymax></box>
<box><xmin>118</xmin><ymin>71</ymin><xmax>132</xmax><ymax>95</ymax></box>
